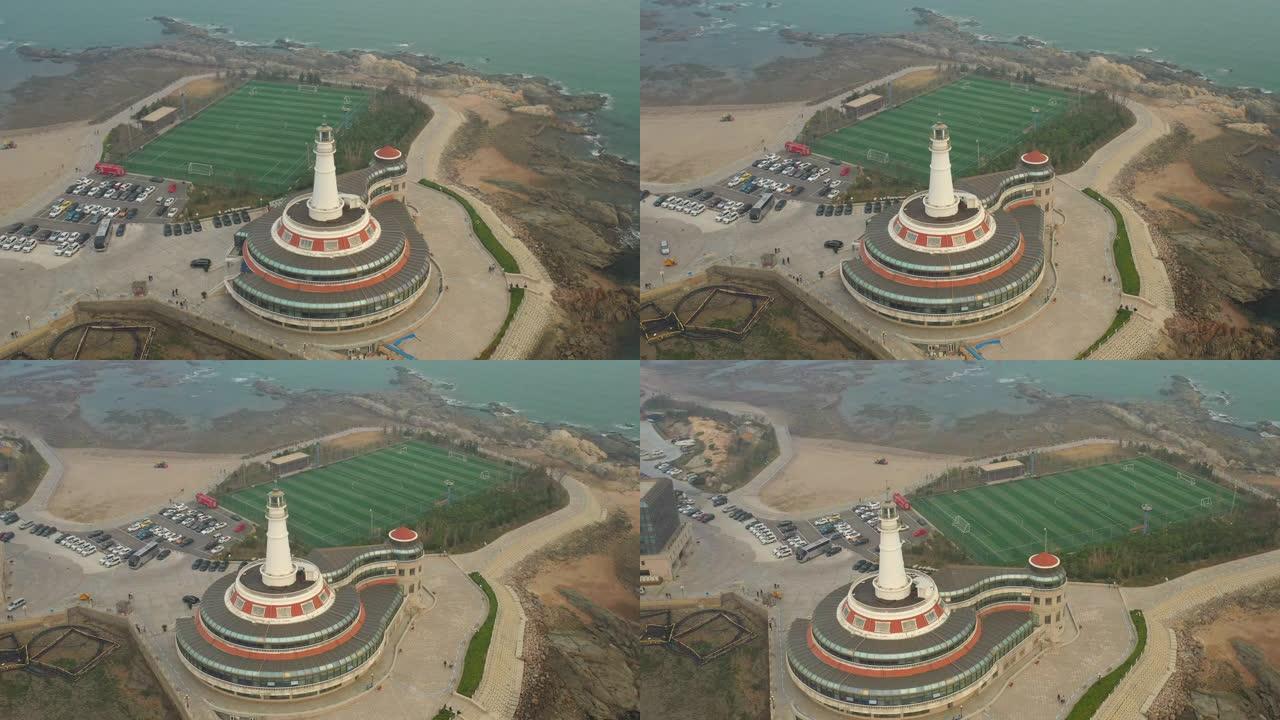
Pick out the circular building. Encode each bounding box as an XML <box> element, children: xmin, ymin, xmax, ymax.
<box><xmin>176</xmin><ymin>490</ymin><xmax>425</xmax><ymax>700</ymax></box>
<box><xmin>840</xmin><ymin>123</ymin><xmax>1055</xmax><ymax>326</ymax></box>
<box><xmin>786</xmin><ymin>503</ymin><xmax>1067</xmax><ymax>717</ymax></box>
<box><xmin>226</xmin><ymin>126</ymin><xmax>431</xmax><ymax>332</ymax></box>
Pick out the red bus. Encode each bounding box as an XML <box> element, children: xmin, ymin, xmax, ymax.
<box><xmin>196</xmin><ymin>493</ymin><xmax>218</xmax><ymax>509</ymax></box>
<box><xmin>94</xmin><ymin>162</ymin><xmax>126</xmax><ymax>177</ymax></box>
<box><xmin>892</xmin><ymin>492</ymin><xmax>911</xmax><ymax>511</ymax></box>
<box><xmin>784</xmin><ymin>141</ymin><xmax>811</xmax><ymax>156</ymax></box>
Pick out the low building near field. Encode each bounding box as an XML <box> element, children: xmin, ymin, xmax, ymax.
<box><xmin>843</xmin><ymin>94</ymin><xmax>884</xmax><ymax>119</ymax></box>
<box><xmin>266</xmin><ymin>451</ymin><xmax>311</xmax><ymax>477</ymax></box>
<box><xmin>980</xmin><ymin>459</ymin><xmax>1026</xmax><ymax>483</ymax></box>
<box><xmin>140</xmin><ymin>106</ymin><xmax>178</xmax><ymax>130</ymax></box>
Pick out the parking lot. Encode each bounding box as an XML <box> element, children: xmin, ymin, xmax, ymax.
<box><xmin>646</xmin><ymin>152</ymin><xmax>873</xmax><ymax>230</ymax></box>
<box><xmin>0</xmin><ymin>172</ymin><xmax>191</xmax><ymax>266</ymax></box>
<box><xmin>672</xmin><ymin>489</ymin><xmax>933</xmax><ymax>571</ymax></box>
<box><xmin>0</xmin><ymin>494</ymin><xmax>250</xmax><ymax>581</ymax></box>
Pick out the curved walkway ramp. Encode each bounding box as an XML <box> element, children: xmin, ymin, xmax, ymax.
<box><xmin>409</xmin><ymin>93</ymin><xmax>557</xmax><ymax>359</ymax></box>
<box><xmin>454</xmin><ymin>475</ymin><xmax>605</xmax><ymax>719</ymax></box>
<box><xmin>1062</xmin><ymin>98</ymin><xmax>1176</xmax><ymax>360</ymax></box>
<box><xmin>1095</xmin><ymin>548</ymin><xmax>1280</xmax><ymax>719</ymax></box>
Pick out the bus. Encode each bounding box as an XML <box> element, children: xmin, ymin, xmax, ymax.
<box><xmin>196</xmin><ymin>493</ymin><xmax>218</xmax><ymax>509</ymax></box>
<box><xmin>93</xmin><ymin>218</ymin><xmax>112</xmax><ymax>251</ymax></box>
<box><xmin>796</xmin><ymin>537</ymin><xmax>831</xmax><ymax>563</ymax></box>
<box><xmin>129</xmin><ymin>540</ymin><xmax>159</xmax><ymax>569</ymax></box>
<box><xmin>748</xmin><ymin>192</ymin><xmax>775</xmax><ymax>223</ymax></box>
<box><xmin>893</xmin><ymin>492</ymin><xmax>912</xmax><ymax>511</ymax></box>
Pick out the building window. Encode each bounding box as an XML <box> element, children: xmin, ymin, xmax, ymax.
<box><xmin>1042</xmin><ymin>616</ymin><xmax>1050</xmax><ymax>625</ymax></box>
<box><xmin>1033</xmin><ymin>597</ymin><xmax>1040</xmax><ymax>605</ymax></box>
<box><xmin>277</xmin><ymin>606</ymin><xmax>292</xmax><ymax>619</ymax></box>
<box><xmin>252</xmin><ymin>605</ymin><xmax>266</xmax><ymax>617</ymax></box>
<box><xmin>398</xmin><ymin>569</ymin><xmax>405</xmax><ymax>576</ymax></box>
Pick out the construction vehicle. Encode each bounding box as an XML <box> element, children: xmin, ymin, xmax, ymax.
<box><xmin>874</xmin><ymin>458</ymin><xmax>888</xmax><ymax>465</ymax></box>
<box><xmin>2</xmin><ymin>141</ymin><xmax>15</xmax><ymax>150</ymax></box>
<box><xmin>663</xmin><ymin>258</ymin><xmax>678</xmax><ymax>267</ymax></box>
<box><xmin>78</xmin><ymin>593</ymin><xmax>92</xmax><ymax>602</ymax></box>
<box><xmin>154</xmin><ymin>461</ymin><xmax>169</xmax><ymax>469</ymax></box>
<box><xmin>720</xmin><ymin>113</ymin><xmax>734</xmax><ymax>122</ymax></box>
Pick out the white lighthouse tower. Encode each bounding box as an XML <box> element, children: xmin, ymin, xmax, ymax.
<box><xmin>260</xmin><ymin>489</ymin><xmax>297</xmax><ymax>587</ymax></box>
<box><xmin>923</xmin><ymin>121</ymin><xmax>960</xmax><ymax>219</ymax></box>
<box><xmin>872</xmin><ymin>501</ymin><xmax>912</xmax><ymax>601</ymax></box>
<box><xmin>306</xmin><ymin>124</ymin><xmax>344</xmax><ymax>222</ymax></box>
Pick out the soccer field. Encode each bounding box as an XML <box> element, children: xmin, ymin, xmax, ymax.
<box><xmin>125</xmin><ymin>81</ymin><xmax>371</xmax><ymax>194</ymax></box>
<box><xmin>811</xmin><ymin>76</ymin><xmax>1075</xmax><ymax>182</ymax></box>
<box><xmin>913</xmin><ymin>456</ymin><xmax>1237</xmax><ymax>566</ymax></box>
<box><xmin>220</xmin><ymin>440</ymin><xmax>513</xmax><ymax>549</ymax></box>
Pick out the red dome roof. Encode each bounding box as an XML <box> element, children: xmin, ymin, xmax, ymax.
<box><xmin>389</xmin><ymin>526</ymin><xmax>418</xmax><ymax>542</ymax></box>
<box><xmin>1021</xmin><ymin>150</ymin><xmax>1050</xmax><ymax>166</ymax></box>
<box><xmin>1029</xmin><ymin>552</ymin><xmax>1060</xmax><ymax>570</ymax></box>
<box><xmin>374</xmin><ymin>145</ymin><xmax>403</xmax><ymax>161</ymax></box>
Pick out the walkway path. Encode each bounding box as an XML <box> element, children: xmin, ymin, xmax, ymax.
<box><xmin>410</xmin><ymin>93</ymin><xmax>558</xmax><ymax>359</ymax></box>
<box><xmin>453</xmin><ymin>474</ymin><xmax>605</xmax><ymax>719</ymax></box>
<box><xmin>1061</xmin><ymin>97</ymin><xmax>1177</xmax><ymax>359</ymax></box>
<box><xmin>1096</xmin><ymin>548</ymin><xmax>1280</xmax><ymax>719</ymax></box>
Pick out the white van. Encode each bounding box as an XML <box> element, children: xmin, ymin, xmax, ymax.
<box><xmin>7</xmin><ymin>598</ymin><xmax>26</xmax><ymax>612</ymax></box>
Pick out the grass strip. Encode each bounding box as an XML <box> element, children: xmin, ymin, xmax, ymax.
<box><xmin>457</xmin><ymin>572</ymin><xmax>499</xmax><ymax>697</ymax></box>
<box><xmin>418</xmin><ymin>179</ymin><xmax>519</xmax><ymax>273</ymax></box>
<box><xmin>478</xmin><ymin>288</ymin><xmax>526</xmax><ymax>360</ymax></box>
<box><xmin>1076</xmin><ymin>309</ymin><xmax>1134</xmax><ymax>359</ymax></box>
<box><xmin>1066</xmin><ymin>610</ymin><xmax>1148</xmax><ymax>719</ymax></box>
<box><xmin>1084</xmin><ymin>188</ymin><xmax>1141</xmax><ymax>295</ymax></box>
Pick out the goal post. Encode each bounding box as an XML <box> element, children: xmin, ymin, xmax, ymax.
<box><xmin>448</xmin><ymin>450</ymin><xmax>468</xmax><ymax>463</ymax></box>
<box><xmin>867</xmin><ymin>148</ymin><xmax>890</xmax><ymax>164</ymax></box>
<box><xmin>298</xmin><ymin>83</ymin><xmax>320</xmax><ymax>94</ymax></box>
<box><xmin>187</xmin><ymin>162</ymin><xmax>214</xmax><ymax>178</ymax></box>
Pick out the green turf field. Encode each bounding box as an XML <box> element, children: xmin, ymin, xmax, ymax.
<box><xmin>219</xmin><ymin>440</ymin><xmax>513</xmax><ymax>548</ymax></box>
<box><xmin>125</xmin><ymin>81</ymin><xmax>371</xmax><ymax>194</ymax></box>
<box><xmin>913</xmin><ymin>456</ymin><xmax>1237</xmax><ymax>566</ymax></box>
<box><xmin>811</xmin><ymin>76</ymin><xmax>1075</xmax><ymax>182</ymax></box>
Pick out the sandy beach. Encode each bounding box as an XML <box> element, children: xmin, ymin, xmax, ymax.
<box><xmin>760</xmin><ymin>437</ymin><xmax>961</xmax><ymax>513</ymax></box>
<box><xmin>46</xmin><ymin>448</ymin><xmax>241</xmax><ymax>523</ymax></box>
<box><xmin>639</xmin><ymin>103</ymin><xmax>804</xmax><ymax>184</ymax></box>
<box><xmin>0</xmin><ymin>122</ymin><xmax>96</xmax><ymax>218</ymax></box>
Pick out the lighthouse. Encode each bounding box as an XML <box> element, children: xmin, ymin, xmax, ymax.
<box><xmin>871</xmin><ymin>501</ymin><xmax>912</xmax><ymax>601</ymax></box>
<box><xmin>306</xmin><ymin>124</ymin><xmax>343</xmax><ymax>222</ymax></box>
<box><xmin>260</xmin><ymin>489</ymin><xmax>297</xmax><ymax>587</ymax></box>
<box><xmin>923</xmin><ymin>121</ymin><xmax>960</xmax><ymax>218</ymax></box>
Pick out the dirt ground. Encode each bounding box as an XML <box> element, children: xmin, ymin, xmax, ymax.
<box><xmin>894</xmin><ymin>67</ymin><xmax>941</xmax><ymax>92</ymax></box>
<box><xmin>1240</xmin><ymin>472</ymin><xmax>1280</xmax><ymax>491</ymax></box>
<box><xmin>639</xmin><ymin>102</ymin><xmax>804</xmax><ymax>183</ymax></box>
<box><xmin>639</xmin><ymin>595</ymin><xmax>768</xmax><ymax>720</ymax></box>
<box><xmin>0</xmin><ymin>618</ymin><xmax>176</xmax><ymax>720</ymax></box>
<box><xmin>7</xmin><ymin>309</ymin><xmax>268</xmax><ymax>360</ymax></box>
<box><xmin>165</xmin><ymin>76</ymin><xmax>226</xmax><ymax>102</ymax></box>
<box><xmin>322</xmin><ymin>430</ymin><xmax>391</xmax><ymax>453</ymax></box>
<box><xmin>457</xmin><ymin>145</ymin><xmax>545</xmax><ymax>197</ymax></box>
<box><xmin>687</xmin><ymin>417</ymin><xmax>731</xmax><ymax>472</ymax></box>
<box><xmin>1193</xmin><ymin>606</ymin><xmax>1280</xmax><ymax>687</ymax></box>
<box><xmin>1041</xmin><ymin>443</ymin><xmax>1125</xmax><ymax>464</ymax></box>
<box><xmin>760</xmin><ymin>437</ymin><xmax>962</xmax><ymax>512</ymax></box>
<box><xmin>643</xmin><ymin>284</ymin><xmax>876</xmax><ymax>360</ymax></box>
<box><xmin>529</xmin><ymin>552</ymin><xmax>634</xmax><ymax>623</ymax></box>
<box><xmin>1133</xmin><ymin>160</ymin><xmax>1236</xmax><ymax>220</ymax></box>
<box><xmin>46</xmin><ymin>448</ymin><xmax>240</xmax><ymax>522</ymax></box>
